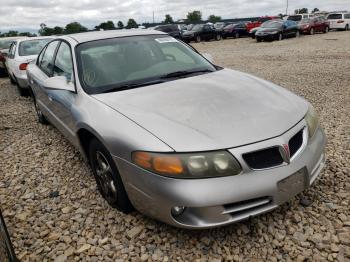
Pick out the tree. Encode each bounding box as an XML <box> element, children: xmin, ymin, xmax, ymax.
<box><xmin>187</xmin><ymin>11</ymin><xmax>202</xmax><ymax>22</ymax></box>
<box><xmin>95</xmin><ymin>20</ymin><xmax>116</xmax><ymax>31</ymax></box>
<box><xmin>295</xmin><ymin>8</ymin><xmax>308</xmax><ymax>14</ymax></box>
<box><xmin>208</xmin><ymin>15</ymin><xmax>221</xmax><ymax>23</ymax></box>
<box><xmin>39</xmin><ymin>26</ymin><xmax>55</xmax><ymax>36</ymax></box>
<box><xmin>117</xmin><ymin>21</ymin><xmax>124</xmax><ymax>29</ymax></box>
<box><xmin>52</xmin><ymin>26</ymin><xmax>64</xmax><ymax>35</ymax></box>
<box><xmin>64</xmin><ymin>22</ymin><xmax>88</xmax><ymax>34</ymax></box>
<box><xmin>164</xmin><ymin>14</ymin><xmax>174</xmax><ymax>24</ymax></box>
<box><xmin>19</xmin><ymin>32</ymin><xmax>37</xmax><ymax>37</ymax></box>
<box><xmin>126</xmin><ymin>18</ymin><xmax>138</xmax><ymax>29</ymax></box>
<box><xmin>312</xmin><ymin>8</ymin><xmax>320</xmax><ymax>13</ymax></box>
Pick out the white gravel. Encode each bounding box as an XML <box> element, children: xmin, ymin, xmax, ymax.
<box><xmin>0</xmin><ymin>31</ymin><xmax>349</xmax><ymax>261</ymax></box>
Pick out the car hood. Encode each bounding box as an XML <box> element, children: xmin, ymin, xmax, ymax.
<box><xmin>93</xmin><ymin>69</ymin><xmax>308</xmax><ymax>152</ymax></box>
<box><xmin>183</xmin><ymin>30</ymin><xmax>197</xmax><ymax>35</ymax></box>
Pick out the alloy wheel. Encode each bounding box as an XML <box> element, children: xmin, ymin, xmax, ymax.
<box><xmin>94</xmin><ymin>151</ymin><xmax>118</xmax><ymax>203</ymax></box>
<box><xmin>235</xmin><ymin>32</ymin><xmax>240</xmax><ymax>38</ymax></box>
<box><xmin>278</xmin><ymin>33</ymin><xmax>283</xmax><ymax>41</ymax></box>
<box><xmin>310</xmin><ymin>28</ymin><xmax>314</xmax><ymax>35</ymax></box>
<box><xmin>196</xmin><ymin>35</ymin><xmax>201</xmax><ymax>42</ymax></box>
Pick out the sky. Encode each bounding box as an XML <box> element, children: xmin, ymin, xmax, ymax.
<box><xmin>0</xmin><ymin>0</ymin><xmax>349</xmax><ymax>32</ymax></box>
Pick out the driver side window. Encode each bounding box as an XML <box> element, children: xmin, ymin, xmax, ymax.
<box><xmin>53</xmin><ymin>42</ymin><xmax>73</xmax><ymax>81</ymax></box>
<box><xmin>39</xmin><ymin>41</ymin><xmax>59</xmax><ymax>75</ymax></box>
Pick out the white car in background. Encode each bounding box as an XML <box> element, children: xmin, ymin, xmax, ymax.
<box><xmin>327</xmin><ymin>12</ymin><xmax>350</xmax><ymax>30</ymax></box>
<box><xmin>0</xmin><ymin>36</ymin><xmax>26</xmax><ymax>76</ymax></box>
<box><xmin>6</xmin><ymin>36</ymin><xmax>53</xmax><ymax>95</ymax></box>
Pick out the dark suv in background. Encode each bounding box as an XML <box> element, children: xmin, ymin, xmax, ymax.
<box><xmin>154</xmin><ymin>24</ymin><xmax>183</xmax><ymax>39</ymax></box>
<box><xmin>222</xmin><ymin>22</ymin><xmax>249</xmax><ymax>38</ymax></box>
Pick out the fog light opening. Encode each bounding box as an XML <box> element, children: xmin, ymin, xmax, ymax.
<box><xmin>171</xmin><ymin>206</ymin><xmax>186</xmax><ymax>217</ymax></box>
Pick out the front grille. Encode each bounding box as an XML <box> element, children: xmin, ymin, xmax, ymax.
<box><xmin>223</xmin><ymin>197</ymin><xmax>272</xmax><ymax>216</ymax></box>
<box><xmin>289</xmin><ymin>129</ymin><xmax>303</xmax><ymax>157</ymax></box>
<box><xmin>243</xmin><ymin>147</ymin><xmax>284</xmax><ymax>169</ymax></box>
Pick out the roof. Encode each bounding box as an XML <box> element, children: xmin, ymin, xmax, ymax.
<box><xmin>0</xmin><ymin>36</ymin><xmax>27</xmax><ymax>41</ymax></box>
<box><xmin>65</xmin><ymin>29</ymin><xmax>166</xmax><ymax>43</ymax></box>
<box><xmin>15</xmin><ymin>36</ymin><xmax>54</xmax><ymax>43</ymax></box>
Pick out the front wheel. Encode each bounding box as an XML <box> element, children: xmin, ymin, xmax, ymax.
<box><xmin>310</xmin><ymin>28</ymin><xmax>314</xmax><ymax>35</ymax></box>
<box><xmin>89</xmin><ymin>139</ymin><xmax>134</xmax><ymax>213</ymax></box>
<box><xmin>195</xmin><ymin>35</ymin><xmax>201</xmax><ymax>43</ymax></box>
<box><xmin>324</xmin><ymin>27</ymin><xmax>329</xmax><ymax>33</ymax></box>
<box><xmin>345</xmin><ymin>25</ymin><xmax>349</xmax><ymax>31</ymax></box>
<box><xmin>235</xmin><ymin>32</ymin><xmax>240</xmax><ymax>39</ymax></box>
<box><xmin>295</xmin><ymin>31</ymin><xmax>300</xmax><ymax>38</ymax></box>
<box><xmin>216</xmin><ymin>34</ymin><xmax>222</xmax><ymax>41</ymax></box>
<box><xmin>256</xmin><ymin>37</ymin><xmax>262</xmax><ymax>42</ymax></box>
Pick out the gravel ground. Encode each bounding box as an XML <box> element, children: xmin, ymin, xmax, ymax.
<box><xmin>0</xmin><ymin>31</ymin><xmax>349</xmax><ymax>262</ymax></box>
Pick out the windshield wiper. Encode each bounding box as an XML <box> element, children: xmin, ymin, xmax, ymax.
<box><xmin>161</xmin><ymin>69</ymin><xmax>214</xmax><ymax>79</ymax></box>
<box><xmin>101</xmin><ymin>79</ymin><xmax>164</xmax><ymax>93</ymax></box>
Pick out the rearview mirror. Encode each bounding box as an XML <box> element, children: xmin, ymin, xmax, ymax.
<box><xmin>43</xmin><ymin>75</ymin><xmax>75</xmax><ymax>92</ymax></box>
<box><xmin>202</xmin><ymin>53</ymin><xmax>214</xmax><ymax>63</ymax></box>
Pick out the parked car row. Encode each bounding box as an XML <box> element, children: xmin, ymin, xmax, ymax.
<box><xmin>152</xmin><ymin>11</ymin><xmax>350</xmax><ymax>43</ymax></box>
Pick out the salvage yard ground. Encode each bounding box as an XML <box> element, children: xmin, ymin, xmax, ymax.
<box><xmin>0</xmin><ymin>31</ymin><xmax>349</xmax><ymax>261</ymax></box>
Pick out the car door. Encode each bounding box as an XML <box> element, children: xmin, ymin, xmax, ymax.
<box><xmin>48</xmin><ymin>40</ymin><xmax>77</xmax><ymax>144</ymax></box>
<box><xmin>202</xmin><ymin>25</ymin><xmax>211</xmax><ymax>40</ymax></box>
<box><xmin>6</xmin><ymin>42</ymin><xmax>16</xmax><ymax>76</ymax></box>
<box><xmin>30</xmin><ymin>40</ymin><xmax>60</xmax><ymax>123</ymax></box>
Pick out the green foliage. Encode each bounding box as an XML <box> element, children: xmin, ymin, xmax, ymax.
<box><xmin>312</xmin><ymin>8</ymin><xmax>320</xmax><ymax>13</ymax></box>
<box><xmin>0</xmin><ymin>31</ymin><xmax>36</xmax><ymax>37</ymax></box>
<box><xmin>64</xmin><ymin>22</ymin><xmax>88</xmax><ymax>34</ymax></box>
<box><xmin>126</xmin><ymin>18</ymin><xmax>138</xmax><ymax>29</ymax></box>
<box><xmin>164</xmin><ymin>14</ymin><xmax>174</xmax><ymax>24</ymax></box>
<box><xmin>95</xmin><ymin>20</ymin><xmax>116</xmax><ymax>31</ymax></box>
<box><xmin>117</xmin><ymin>21</ymin><xmax>124</xmax><ymax>29</ymax></box>
<box><xmin>295</xmin><ymin>8</ymin><xmax>308</xmax><ymax>14</ymax></box>
<box><xmin>208</xmin><ymin>15</ymin><xmax>221</xmax><ymax>23</ymax></box>
<box><xmin>187</xmin><ymin>11</ymin><xmax>202</xmax><ymax>22</ymax></box>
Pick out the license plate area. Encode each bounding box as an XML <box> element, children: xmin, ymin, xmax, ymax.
<box><xmin>277</xmin><ymin>169</ymin><xmax>307</xmax><ymax>204</ymax></box>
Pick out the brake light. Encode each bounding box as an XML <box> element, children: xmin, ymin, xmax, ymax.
<box><xmin>19</xmin><ymin>63</ymin><xmax>28</xmax><ymax>70</ymax></box>
<box><xmin>337</xmin><ymin>20</ymin><xmax>344</xmax><ymax>23</ymax></box>
<box><xmin>0</xmin><ymin>53</ymin><xmax>5</xmax><ymax>63</ymax></box>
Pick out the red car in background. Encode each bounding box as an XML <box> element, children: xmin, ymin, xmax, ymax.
<box><xmin>246</xmin><ymin>16</ymin><xmax>280</xmax><ymax>32</ymax></box>
<box><xmin>299</xmin><ymin>17</ymin><xmax>330</xmax><ymax>35</ymax></box>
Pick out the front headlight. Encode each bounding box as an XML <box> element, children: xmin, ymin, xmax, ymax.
<box><xmin>270</xmin><ymin>31</ymin><xmax>279</xmax><ymax>34</ymax></box>
<box><xmin>305</xmin><ymin>105</ymin><xmax>319</xmax><ymax>138</ymax></box>
<box><xmin>132</xmin><ymin>151</ymin><xmax>242</xmax><ymax>178</ymax></box>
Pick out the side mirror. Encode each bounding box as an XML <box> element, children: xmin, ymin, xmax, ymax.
<box><xmin>43</xmin><ymin>75</ymin><xmax>75</xmax><ymax>92</ymax></box>
<box><xmin>202</xmin><ymin>53</ymin><xmax>214</xmax><ymax>63</ymax></box>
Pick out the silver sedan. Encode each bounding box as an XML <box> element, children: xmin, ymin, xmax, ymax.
<box><xmin>27</xmin><ymin>30</ymin><xmax>326</xmax><ymax>229</ymax></box>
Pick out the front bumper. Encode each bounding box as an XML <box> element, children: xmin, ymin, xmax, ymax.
<box><xmin>182</xmin><ymin>35</ymin><xmax>195</xmax><ymax>42</ymax></box>
<box><xmin>114</xmin><ymin>120</ymin><xmax>326</xmax><ymax>229</ymax></box>
<box><xmin>256</xmin><ymin>33</ymin><xmax>278</xmax><ymax>41</ymax></box>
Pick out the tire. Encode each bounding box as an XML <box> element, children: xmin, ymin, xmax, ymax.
<box><xmin>33</xmin><ymin>97</ymin><xmax>48</xmax><ymax>124</ymax></box>
<box><xmin>251</xmin><ymin>34</ymin><xmax>256</xmax><ymax>39</ymax></box>
<box><xmin>345</xmin><ymin>25</ymin><xmax>349</xmax><ymax>31</ymax></box>
<box><xmin>235</xmin><ymin>32</ymin><xmax>240</xmax><ymax>39</ymax></box>
<box><xmin>295</xmin><ymin>31</ymin><xmax>300</xmax><ymax>38</ymax></box>
<box><xmin>0</xmin><ymin>67</ymin><xmax>8</xmax><ymax>77</ymax></box>
<box><xmin>89</xmin><ymin>139</ymin><xmax>134</xmax><ymax>213</ymax></box>
<box><xmin>17</xmin><ymin>84</ymin><xmax>27</xmax><ymax>96</ymax></box>
<box><xmin>216</xmin><ymin>34</ymin><xmax>222</xmax><ymax>41</ymax></box>
<box><xmin>324</xmin><ymin>27</ymin><xmax>329</xmax><ymax>33</ymax></box>
<box><xmin>256</xmin><ymin>37</ymin><xmax>262</xmax><ymax>42</ymax></box>
<box><xmin>310</xmin><ymin>28</ymin><xmax>314</xmax><ymax>35</ymax></box>
<box><xmin>278</xmin><ymin>33</ymin><xmax>283</xmax><ymax>41</ymax></box>
<box><xmin>195</xmin><ymin>35</ymin><xmax>201</xmax><ymax>43</ymax></box>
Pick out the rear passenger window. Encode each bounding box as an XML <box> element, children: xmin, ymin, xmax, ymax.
<box><xmin>345</xmin><ymin>14</ymin><xmax>350</xmax><ymax>19</ymax></box>
<box><xmin>39</xmin><ymin>41</ymin><xmax>59</xmax><ymax>75</ymax></box>
<box><xmin>53</xmin><ymin>42</ymin><xmax>73</xmax><ymax>81</ymax></box>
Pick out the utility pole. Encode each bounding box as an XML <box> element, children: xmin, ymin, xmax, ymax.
<box><xmin>153</xmin><ymin>11</ymin><xmax>155</xmax><ymax>24</ymax></box>
<box><xmin>286</xmin><ymin>0</ymin><xmax>289</xmax><ymax>15</ymax></box>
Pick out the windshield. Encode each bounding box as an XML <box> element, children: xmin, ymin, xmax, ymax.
<box><xmin>192</xmin><ymin>24</ymin><xmax>204</xmax><ymax>31</ymax></box>
<box><xmin>19</xmin><ymin>39</ymin><xmax>52</xmax><ymax>56</ymax></box>
<box><xmin>287</xmin><ymin>15</ymin><xmax>302</xmax><ymax>22</ymax></box>
<box><xmin>261</xmin><ymin>21</ymin><xmax>282</xmax><ymax>28</ymax></box>
<box><xmin>76</xmin><ymin>35</ymin><xmax>216</xmax><ymax>94</ymax></box>
<box><xmin>214</xmin><ymin>23</ymin><xmax>225</xmax><ymax>29</ymax></box>
<box><xmin>327</xmin><ymin>14</ymin><xmax>342</xmax><ymax>20</ymax></box>
<box><xmin>0</xmin><ymin>40</ymin><xmax>14</xmax><ymax>49</ymax></box>
<box><xmin>300</xmin><ymin>18</ymin><xmax>311</xmax><ymax>24</ymax></box>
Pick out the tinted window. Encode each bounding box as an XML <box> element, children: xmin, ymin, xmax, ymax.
<box><xmin>192</xmin><ymin>24</ymin><xmax>204</xmax><ymax>31</ymax></box>
<box><xmin>53</xmin><ymin>42</ymin><xmax>73</xmax><ymax>80</ymax></box>
<box><xmin>39</xmin><ymin>41</ymin><xmax>59</xmax><ymax>75</ymax></box>
<box><xmin>261</xmin><ymin>21</ymin><xmax>282</xmax><ymax>28</ymax></box>
<box><xmin>37</xmin><ymin>46</ymin><xmax>46</xmax><ymax>65</ymax></box>
<box><xmin>18</xmin><ymin>39</ymin><xmax>52</xmax><ymax>56</ymax></box>
<box><xmin>9</xmin><ymin>42</ymin><xmax>17</xmax><ymax>58</ymax></box>
<box><xmin>345</xmin><ymin>14</ymin><xmax>350</xmax><ymax>19</ymax></box>
<box><xmin>327</xmin><ymin>14</ymin><xmax>343</xmax><ymax>19</ymax></box>
<box><xmin>76</xmin><ymin>35</ymin><xmax>216</xmax><ymax>94</ymax></box>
